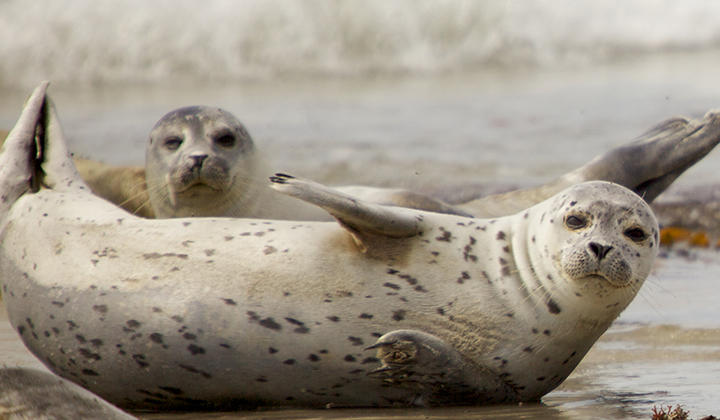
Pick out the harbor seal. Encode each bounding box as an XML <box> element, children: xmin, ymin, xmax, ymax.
<box><xmin>0</xmin><ymin>83</ymin><xmax>658</xmax><ymax>408</ymax></box>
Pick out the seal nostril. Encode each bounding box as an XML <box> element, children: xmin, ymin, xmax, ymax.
<box><xmin>189</xmin><ymin>154</ymin><xmax>208</xmax><ymax>168</ymax></box>
<box><xmin>588</xmin><ymin>242</ymin><xmax>613</xmax><ymax>260</ymax></box>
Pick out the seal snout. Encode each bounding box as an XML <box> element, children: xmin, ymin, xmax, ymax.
<box><xmin>588</xmin><ymin>242</ymin><xmax>613</xmax><ymax>261</ymax></box>
<box><xmin>189</xmin><ymin>153</ymin><xmax>209</xmax><ymax>170</ymax></box>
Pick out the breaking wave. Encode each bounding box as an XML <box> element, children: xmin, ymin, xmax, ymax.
<box><xmin>1</xmin><ymin>0</ymin><xmax>720</xmax><ymax>87</ymax></box>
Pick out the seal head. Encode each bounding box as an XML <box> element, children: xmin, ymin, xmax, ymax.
<box><xmin>145</xmin><ymin>106</ymin><xmax>259</xmax><ymax>218</ymax></box>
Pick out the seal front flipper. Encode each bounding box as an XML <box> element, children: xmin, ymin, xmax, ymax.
<box><xmin>366</xmin><ymin>330</ymin><xmax>517</xmax><ymax>406</ymax></box>
<box><xmin>270</xmin><ymin>173</ymin><xmax>424</xmax><ymax>238</ymax></box>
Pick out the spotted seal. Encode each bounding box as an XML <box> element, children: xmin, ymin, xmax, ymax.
<box><xmin>0</xmin><ymin>83</ymin><xmax>658</xmax><ymax>409</ymax></box>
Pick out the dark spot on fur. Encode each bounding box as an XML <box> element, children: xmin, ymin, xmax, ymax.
<box><xmin>158</xmin><ymin>386</ymin><xmax>183</xmax><ymax>395</ymax></box>
<box><xmin>259</xmin><ymin>318</ymin><xmax>282</xmax><ymax>331</ymax></box>
<box><xmin>344</xmin><ymin>355</ymin><xmax>357</xmax><ymax>362</ymax></box>
<box><xmin>182</xmin><ymin>333</ymin><xmax>197</xmax><ymax>341</ymax></box>
<box><xmin>308</xmin><ymin>354</ymin><xmax>320</xmax><ymax>362</ymax></box>
<box><xmin>327</xmin><ymin>316</ymin><xmax>340</xmax><ymax>322</ymax></box>
<box><xmin>283</xmin><ymin>359</ymin><xmax>296</xmax><ymax>365</ymax></box>
<box><xmin>66</xmin><ymin>320</ymin><xmax>78</xmax><ymax>331</ymax></box>
<box><xmin>348</xmin><ymin>336</ymin><xmax>364</xmax><ymax>346</ymax></box>
<box><xmin>285</xmin><ymin>318</ymin><xmax>310</xmax><ymax>334</ymax></box>
<box><xmin>268</xmin><ymin>347</ymin><xmax>278</xmax><ymax>354</ymax></box>
<box><xmin>361</xmin><ymin>357</ymin><xmax>380</xmax><ymax>364</ymax></box>
<box><xmin>75</xmin><ymin>334</ymin><xmax>86</xmax><ymax>344</ymax></box>
<box><xmin>392</xmin><ymin>310</ymin><xmax>406</xmax><ymax>321</ymax></box>
<box><xmin>51</xmin><ymin>301</ymin><xmax>65</xmax><ymax>308</ymax></box>
<box><xmin>178</xmin><ymin>364</ymin><xmax>212</xmax><ymax>379</ymax></box>
<box><xmin>523</xmin><ymin>346</ymin><xmax>534</xmax><ymax>353</ymax></box>
<box><xmin>547</xmin><ymin>299</ymin><xmax>562</xmax><ymax>314</ymax></box>
<box><xmin>496</xmin><ymin>231</ymin><xmax>506</xmax><ymax>240</ymax></box>
<box><xmin>386</xmin><ymin>268</ymin><xmax>399</xmax><ymax>275</ymax></box>
<box><xmin>150</xmin><ymin>333</ymin><xmax>164</xmax><ymax>345</ymax></box>
<box><xmin>435</xmin><ymin>227</ymin><xmax>452</xmax><ymax>242</ymax></box>
<box><xmin>126</xmin><ymin>319</ymin><xmax>141</xmax><ymax>329</ymax></box>
<box><xmin>79</xmin><ymin>348</ymin><xmax>101</xmax><ymax>360</ymax></box>
<box><xmin>171</xmin><ymin>315</ymin><xmax>184</xmax><ymax>323</ymax></box>
<box><xmin>256</xmin><ymin>377</ymin><xmax>268</xmax><ymax>383</ymax></box>
<box><xmin>187</xmin><ymin>344</ymin><xmax>205</xmax><ymax>355</ymax></box>
<box><xmin>82</xmin><ymin>369</ymin><xmax>99</xmax><ymax>376</ymax></box>
<box><xmin>132</xmin><ymin>354</ymin><xmax>149</xmax><ymax>368</ymax></box>
<box><xmin>383</xmin><ymin>282</ymin><xmax>401</xmax><ymax>290</ymax></box>
<box><xmin>359</xmin><ymin>313</ymin><xmax>374</xmax><ymax>319</ymax></box>
<box><xmin>221</xmin><ymin>298</ymin><xmax>237</xmax><ymax>305</ymax></box>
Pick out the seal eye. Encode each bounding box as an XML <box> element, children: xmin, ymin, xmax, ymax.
<box><xmin>564</xmin><ymin>214</ymin><xmax>587</xmax><ymax>230</ymax></box>
<box><xmin>163</xmin><ymin>136</ymin><xmax>183</xmax><ymax>151</ymax></box>
<box><xmin>214</xmin><ymin>134</ymin><xmax>236</xmax><ymax>148</ymax></box>
<box><xmin>624</xmin><ymin>227</ymin><xmax>648</xmax><ymax>242</ymax></box>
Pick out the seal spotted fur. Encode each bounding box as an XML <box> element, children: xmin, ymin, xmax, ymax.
<box><xmin>0</xmin><ymin>83</ymin><xmax>659</xmax><ymax>408</ymax></box>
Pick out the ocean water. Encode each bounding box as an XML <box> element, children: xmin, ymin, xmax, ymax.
<box><xmin>1</xmin><ymin>1</ymin><xmax>720</xmax><ymax>419</ymax></box>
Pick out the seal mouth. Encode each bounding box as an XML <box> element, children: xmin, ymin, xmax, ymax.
<box><xmin>175</xmin><ymin>182</ymin><xmax>222</xmax><ymax>195</ymax></box>
<box><xmin>582</xmin><ymin>273</ymin><xmax>629</xmax><ymax>288</ymax></box>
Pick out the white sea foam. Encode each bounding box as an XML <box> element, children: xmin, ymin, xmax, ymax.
<box><xmin>1</xmin><ymin>0</ymin><xmax>720</xmax><ymax>88</ymax></box>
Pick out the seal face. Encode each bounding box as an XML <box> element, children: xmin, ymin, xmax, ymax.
<box><xmin>145</xmin><ymin>106</ymin><xmax>259</xmax><ymax>218</ymax></box>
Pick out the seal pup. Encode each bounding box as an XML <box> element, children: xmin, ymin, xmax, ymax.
<box><xmin>0</xmin><ymin>83</ymin><xmax>658</xmax><ymax>408</ymax></box>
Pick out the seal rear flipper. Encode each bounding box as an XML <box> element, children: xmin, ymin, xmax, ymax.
<box><xmin>567</xmin><ymin>110</ymin><xmax>720</xmax><ymax>202</ymax></box>
<box><xmin>366</xmin><ymin>330</ymin><xmax>517</xmax><ymax>406</ymax></box>
<box><xmin>270</xmin><ymin>174</ymin><xmax>425</xmax><ymax>238</ymax></box>
<box><xmin>38</xmin><ymin>97</ymin><xmax>90</xmax><ymax>193</ymax></box>
<box><xmin>0</xmin><ymin>81</ymin><xmax>48</xmax><ymax>222</ymax></box>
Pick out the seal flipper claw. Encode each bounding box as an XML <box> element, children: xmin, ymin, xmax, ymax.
<box><xmin>366</xmin><ymin>330</ymin><xmax>516</xmax><ymax>406</ymax></box>
<box><xmin>271</xmin><ymin>174</ymin><xmax>424</xmax><ymax>238</ymax></box>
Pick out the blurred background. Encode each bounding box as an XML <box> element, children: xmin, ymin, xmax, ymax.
<box><xmin>1</xmin><ymin>0</ymin><xmax>720</xmax><ymax>190</ymax></box>
<box><xmin>2</xmin><ymin>2</ymin><xmax>720</xmax><ymax>418</ymax></box>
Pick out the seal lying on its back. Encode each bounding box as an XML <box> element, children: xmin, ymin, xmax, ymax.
<box><xmin>0</xmin><ymin>83</ymin><xmax>658</xmax><ymax>409</ymax></box>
